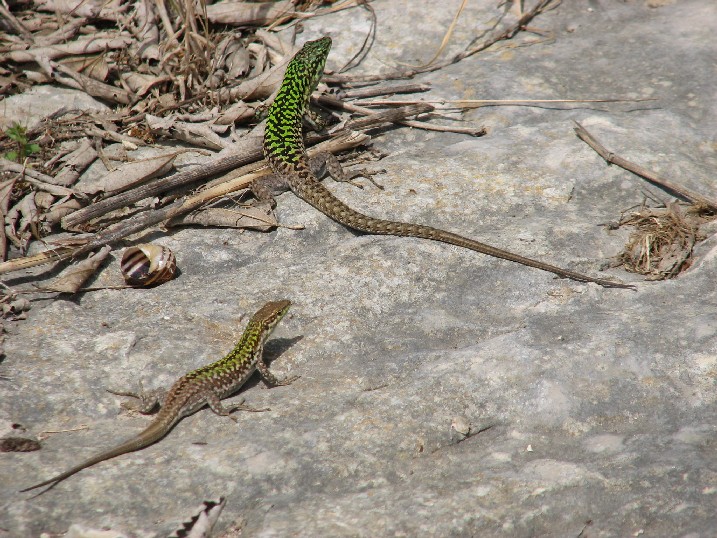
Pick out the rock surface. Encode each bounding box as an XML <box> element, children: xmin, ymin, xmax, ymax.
<box><xmin>2</xmin><ymin>1</ymin><xmax>717</xmax><ymax>536</ymax></box>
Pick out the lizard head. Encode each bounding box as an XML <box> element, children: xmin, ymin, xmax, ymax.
<box><xmin>253</xmin><ymin>299</ymin><xmax>292</xmax><ymax>334</ymax></box>
<box><xmin>292</xmin><ymin>36</ymin><xmax>332</xmax><ymax>93</ymax></box>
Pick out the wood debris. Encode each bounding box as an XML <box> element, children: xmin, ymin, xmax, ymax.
<box><xmin>36</xmin><ymin>245</ymin><xmax>112</xmax><ymax>293</ymax></box>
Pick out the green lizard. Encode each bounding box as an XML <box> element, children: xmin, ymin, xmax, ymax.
<box><xmin>21</xmin><ymin>300</ymin><xmax>295</xmax><ymax>495</ymax></box>
<box><xmin>260</xmin><ymin>37</ymin><xmax>633</xmax><ymax>290</ymax></box>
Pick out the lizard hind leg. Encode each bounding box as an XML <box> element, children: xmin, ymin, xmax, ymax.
<box><xmin>303</xmin><ymin>106</ymin><xmax>332</xmax><ymax>132</ymax></box>
<box><xmin>250</xmin><ymin>152</ymin><xmax>385</xmax><ymax>207</ymax></box>
<box><xmin>312</xmin><ymin>152</ymin><xmax>385</xmax><ymax>190</ymax></box>
<box><xmin>205</xmin><ymin>393</ymin><xmax>269</xmax><ymax>423</ymax></box>
<box><xmin>106</xmin><ymin>382</ymin><xmax>166</xmax><ymax>415</ymax></box>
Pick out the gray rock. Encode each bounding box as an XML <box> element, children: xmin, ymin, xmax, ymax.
<box><xmin>0</xmin><ymin>85</ymin><xmax>109</xmax><ymax>129</ymax></box>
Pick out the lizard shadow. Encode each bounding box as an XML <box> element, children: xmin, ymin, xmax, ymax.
<box><xmin>239</xmin><ymin>335</ymin><xmax>304</xmax><ymax>392</ymax></box>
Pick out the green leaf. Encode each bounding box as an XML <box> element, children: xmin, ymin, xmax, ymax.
<box><xmin>6</xmin><ymin>125</ymin><xmax>26</xmax><ymax>143</ymax></box>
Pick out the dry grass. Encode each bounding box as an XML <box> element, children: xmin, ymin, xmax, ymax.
<box><xmin>616</xmin><ymin>202</ymin><xmax>713</xmax><ymax>279</ymax></box>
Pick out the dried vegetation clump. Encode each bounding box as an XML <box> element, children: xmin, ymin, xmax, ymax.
<box><xmin>615</xmin><ymin>202</ymin><xmax>713</xmax><ymax>280</ymax></box>
<box><xmin>1</xmin><ymin>0</ymin><xmax>333</xmax><ymax>114</ymax></box>
<box><xmin>0</xmin><ymin>0</ymin><xmax>362</xmax><ymax>259</ymax></box>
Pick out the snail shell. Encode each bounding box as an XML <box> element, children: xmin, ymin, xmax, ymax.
<box><xmin>120</xmin><ymin>244</ymin><xmax>177</xmax><ymax>287</ymax></box>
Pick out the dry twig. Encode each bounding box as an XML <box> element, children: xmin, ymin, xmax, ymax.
<box><xmin>326</xmin><ymin>0</ymin><xmax>557</xmax><ymax>84</ymax></box>
<box><xmin>574</xmin><ymin>121</ymin><xmax>717</xmax><ymax>212</ymax></box>
<box><xmin>318</xmin><ymin>94</ymin><xmax>483</xmax><ymax>136</ymax></box>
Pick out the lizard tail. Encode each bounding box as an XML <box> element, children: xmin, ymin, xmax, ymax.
<box><xmin>290</xmin><ymin>174</ymin><xmax>634</xmax><ymax>290</ymax></box>
<box><xmin>20</xmin><ymin>414</ymin><xmax>177</xmax><ymax>495</ymax></box>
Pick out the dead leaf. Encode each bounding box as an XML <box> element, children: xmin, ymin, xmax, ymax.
<box><xmin>121</xmin><ymin>71</ymin><xmax>171</xmax><ymax>96</ymax></box>
<box><xmin>167</xmin><ymin>203</ymin><xmax>276</xmax><ymax>231</ymax></box>
<box><xmin>215</xmin><ymin>49</ymin><xmax>287</xmax><ymax>103</ymax></box>
<box><xmin>0</xmin><ymin>437</ymin><xmax>41</xmax><ymax>452</ymax></box>
<box><xmin>81</xmin><ymin>152</ymin><xmax>177</xmax><ymax>196</ymax></box>
<box><xmin>61</xmin><ymin>54</ymin><xmax>109</xmax><ymax>82</ymax></box>
<box><xmin>5</xmin><ymin>193</ymin><xmax>37</xmax><ymax>251</ymax></box>
<box><xmin>146</xmin><ymin>115</ymin><xmax>229</xmax><ymax>150</ymax></box>
<box><xmin>214</xmin><ymin>101</ymin><xmax>257</xmax><ymax>125</ymax></box>
<box><xmin>39</xmin><ymin>245</ymin><xmax>111</xmax><ymax>293</ymax></box>
<box><xmin>132</xmin><ymin>0</ymin><xmax>160</xmax><ymax>61</ymax></box>
<box><xmin>34</xmin><ymin>191</ymin><xmax>54</xmax><ymax>211</ymax></box>
<box><xmin>2</xmin><ymin>297</ymin><xmax>31</xmax><ymax>319</ymax></box>
<box><xmin>43</xmin><ymin>198</ymin><xmax>83</xmax><ymax>225</ymax></box>
<box><xmin>52</xmin><ymin>137</ymin><xmax>98</xmax><ymax>187</ymax></box>
<box><xmin>226</xmin><ymin>46</ymin><xmax>252</xmax><ymax>79</ymax></box>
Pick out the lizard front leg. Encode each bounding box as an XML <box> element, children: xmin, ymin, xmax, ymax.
<box><xmin>254</xmin><ymin>343</ymin><xmax>300</xmax><ymax>387</ymax></box>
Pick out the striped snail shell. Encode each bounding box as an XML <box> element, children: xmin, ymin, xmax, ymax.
<box><xmin>120</xmin><ymin>244</ymin><xmax>177</xmax><ymax>287</ymax></box>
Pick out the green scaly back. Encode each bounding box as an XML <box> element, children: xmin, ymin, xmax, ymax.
<box><xmin>185</xmin><ymin>299</ymin><xmax>291</xmax><ymax>383</ymax></box>
<box><xmin>263</xmin><ymin>37</ymin><xmax>332</xmax><ymax>170</ymax></box>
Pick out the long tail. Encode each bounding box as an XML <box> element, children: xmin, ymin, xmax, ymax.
<box><xmin>289</xmin><ymin>175</ymin><xmax>634</xmax><ymax>290</ymax></box>
<box><xmin>20</xmin><ymin>415</ymin><xmax>176</xmax><ymax>495</ymax></box>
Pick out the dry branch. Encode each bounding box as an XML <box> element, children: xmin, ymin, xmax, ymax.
<box><xmin>0</xmin><ymin>160</ymin><xmax>82</xmax><ymax>197</ymax></box>
<box><xmin>0</xmin><ymin>245</ymin><xmax>77</xmax><ymax>275</ymax></box>
<box><xmin>61</xmin><ymin>130</ymin><xmax>265</xmax><ymax>230</ymax></box>
<box><xmin>71</xmin><ymin>131</ymin><xmax>371</xmax><ymax>257</ymax></box>
<box><xmin>326</xmin><ymin>0</ymin><xmax>557</xmax><ymax>84</ymax></box>
<box><xmin>319</xmin><ymin>94</ymin><xmax>482</xmax><ymax>136</ymax></box>
<box><xmin>340</xmin><ymin>83</ymin><xmax>431</xmax><ymax>100</ymax></box>
<box><xmin>1</xmin><ymin>36</ymin><xmax>133</xmax><ymax>63</ymax></box>
<box><xmin>574</xmin><ymin>121</ymin><xmax>717</xmax><ymax>212</ymax></box>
